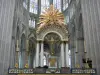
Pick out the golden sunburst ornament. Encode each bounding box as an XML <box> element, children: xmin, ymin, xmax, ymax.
<box><xmin>37</xmin><ymin>5</ymin><xmax>65</xmax><ymax>32</ymax></box>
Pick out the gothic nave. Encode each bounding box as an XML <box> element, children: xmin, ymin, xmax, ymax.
<box><xmin>0</xmin><ymin>0</ymin><xmax>100</xmax><ymax>75</ymax></box>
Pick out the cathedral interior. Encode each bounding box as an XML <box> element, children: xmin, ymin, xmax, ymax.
<box><xmin>0</xmin><ymin>0</ymin><xmax>100</xmax><ymax>75</ymax></box>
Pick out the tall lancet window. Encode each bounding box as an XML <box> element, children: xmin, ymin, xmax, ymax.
<box><xmin>41</xmin><ymin>0</ymin><xmax>49</xmax><ymax>13</ymax></box>
<box><xmin>53</xmin><ymin>0</ymin><xmax>61</xmax><ymax>12</ymax></box>
<box><xmin>23</xmin><ymin>0</ymin><xmax>28</xmax><ymax>9</ymax></box>
<box><xmin>29</xmin><ymin>19</ymin><xmax>35</xmax><ymax>28</ymax></box>
<box><xmin>63</xmin><ymin>0</ymin><xmax>68</xmax><ymax>10</ymax></box>
<box><xmin>30</xmin><ymin>0</ymin><xmax>38</xmax><ymax>14</ymax></box>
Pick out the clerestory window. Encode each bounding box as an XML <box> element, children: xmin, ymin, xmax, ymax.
<box><xmin>30</xmin><ymin>0</ymin><xmax>38</xmax><ymax>14</ymax></box>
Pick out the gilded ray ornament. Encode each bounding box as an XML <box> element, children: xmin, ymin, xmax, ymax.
<box><xmin>37</xmin><ymin>5</ymin><xmax>66</xmax><ymax>32</ymax></box>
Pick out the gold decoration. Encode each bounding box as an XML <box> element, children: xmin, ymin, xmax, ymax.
<box><xmin>25</xmin><ymin>63</ymin><xmax>29</xmax><ymax>68</ymax></box>
<box><xmin>49</xmin><ymin>58</ymin><xmax>56</xmax><ymax>67</ymax></box>
<box><xmin>37</xmin><ymin>5</ymin><xmax>65</xmax><ymax>32</ymax></box>
<box><xmin>75</xmin><ymin>64</ymin><xmax>80</xmax><ymax>68</ymax></box>
<box><xmin>15</xmin><ymin>63</ymin><xmax>18</xmax><ymax>68</ymax></box>
<box><xmin>50</xmin><ymin>37</ymin><xmax>55</xmax><ymax>55</ymax></box>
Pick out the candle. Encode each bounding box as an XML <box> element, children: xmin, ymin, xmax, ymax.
<box><xmin>16</xmin><ymin>40</ymin><xmax>19</xmax><ymax>51</ymax></box>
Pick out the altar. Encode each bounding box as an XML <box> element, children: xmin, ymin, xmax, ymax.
<box><xmin>48</xmin><ymin>56</ymin><xmax>58</xmax><ymax>68</ymax></box>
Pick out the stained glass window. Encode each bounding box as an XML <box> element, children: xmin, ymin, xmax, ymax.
<box><xmin>30</xmin><ymin>0</ymin><xmax>38</xmax><ymax>14</ymax></box>
<box><xmin>53</xmin><ymin>0</ymin><xmax>61</xmax><ymax>12</ymax></box>
<box><xmin>41</xmin><ymin>0</ymin><xmax>49</xmax><ymax>13</ymax></box>
<box><xmin>63</xmin><ymin>0</ymin><xmax>68</xmax><ymax>10</ymax></box>
<box><xmin>29</xmin><ymin>19</ymin><xmax>35</xmax><ymax>28</ymax></box>
<box><xmin>69</xmin><ymin>4</ymin><xmax>75</xmax><ymax>19</ymax></box>
<box><xmin>65</xmin><ymin>15</ymin><xmax>69</xmax><ymax>23</ymax></box>
<box><xmin>23</xmin><ymin>0</ymin><xmax>28</xmax><ymax>9</ymax></box>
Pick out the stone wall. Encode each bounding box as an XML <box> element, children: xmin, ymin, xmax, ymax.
<box><xmin>66</xmin><ymin>0</ymin><xmax>85</xmax><ymax>68</ymax></box>
<box><xmin>81</xmin><ymin>0</ymin><xmax>100</xmax><ymax>75</ymax></box>
<box><xmin>0</xmin><ymin>0</ymin><xmax>29</xmax><ymax>75</ymax></box>
<box><xmin>0</xmin><ymin>0</ymin><xmax>15</xmax><ymax>75</ymax></box>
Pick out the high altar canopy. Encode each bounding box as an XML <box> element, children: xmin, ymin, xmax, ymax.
<box><xmin>35</xmin><ymin>5</ymin><xmax>69</xmax><ymax>69</ymax></box>
<box><xmin>37</xmin><ymin>5</ymin><xmax>68</xmax><ymax>41</ymax></box>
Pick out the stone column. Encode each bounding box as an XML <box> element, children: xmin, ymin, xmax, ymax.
<box><xmin>46</xmin><ymin>53</ymin><xmax>49</xmax><ymax>66</ymax></box>
<box><xmin>65</xmin><ymin>42</ymin><xmax>69</xmax><ymax>67</ymax></box>
<box><xmin>33</xmin><ymin>55</ymin><xmax>36</xmax><ymax>68</ymax></box>
<box><xmin>75</xmin><ymin>40</ymin><xmax>78</xmax><ymax>66</ymax></box>
<box><xmin>40</xmin><ymin>41</ymin><xmax>44</xmax><ymax>67</ymax></box>
<box><xmin>58</xmin><ymin>57</ymin><xmax>61</xmax><ymax>68</ymax></box>
<box><xmin>37</xmin><ymin>0</ymin><xmax>41</xmax><ymax>19</ymax></box>
<box><xmin>75</xmin><ymin>39</ymin><xmax>84</xmax><ymax>68</ymax></box>
<box><xmin>61</xmin><ymin>0</ymin><xmax>63</xmax><ymax>12</ymax></box>
<box><xmin>71</xmin><ymin>48</ymin><xmax>75</xmax><ymax>68</ymax></box>
<box><xmin>27</xmin><ymin>0</ymin><xmax>30</xmax><ymax>11</ymax></box>
<box><xmin>19</xmin><ymin>52</ymin><xmax>22</xmax><ymax>68</ymax></box>
<box><xmin>60</xmin><ymin>51</ymin><xmax>61</xmax><ymax>68</ymax></box>
<box><xmin>36</xmin><ymin>41</ymin><xmax>39</xmax><ymax>67</ymax></box>
<box><xmin>61</xmin><ymin>42</ymin><xmax>65</xmax><ymax>67</ymax></box>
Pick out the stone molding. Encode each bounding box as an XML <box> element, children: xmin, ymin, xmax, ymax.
<box><xmin>36</xmin><ymin>24</ymin><xmax>68</xmax><ymax>41</ymax></box>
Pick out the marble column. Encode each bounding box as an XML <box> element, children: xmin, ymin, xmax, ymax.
<box><xmin>46</xmin><ymin>53</ymin><xmax>49</xmax><ymax>66</ymax></box>
<box><xmin>40</xmin><ymin>41</ymin><xmax>44</xmax><ymax>67</ymax></box>
<box><xmin>65</xmin><ymin>43</ymin><xmax>69</xmax><ymax>67</ymax></box>
<box><xmin>36</xmin><ymin>41</ymin><xmax>39</xmax><ymax>67</ymax></box>
<box><xmin>61</xmin><ymin>42</ymin><xmax>65</xmax><ymax>67</ymax></box>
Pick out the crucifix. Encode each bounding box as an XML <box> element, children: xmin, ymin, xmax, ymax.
<box><xmin>50</xmin><ymin>37</ymin><xmax>55</xmax><ymax>55</ymax></box>
<box><xmin>47</xmin><ymin>37</ymin><xmax>59</xmax><ymax>55</ymax></box>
